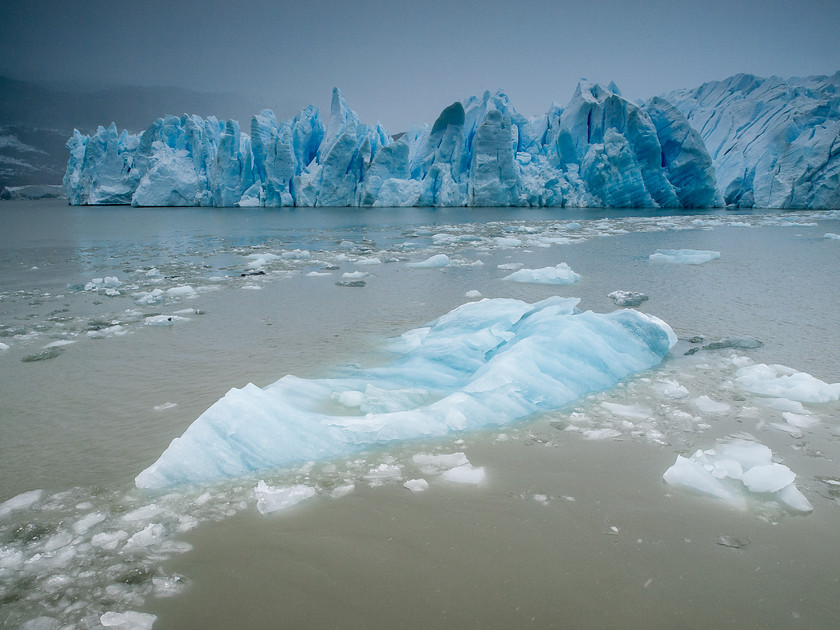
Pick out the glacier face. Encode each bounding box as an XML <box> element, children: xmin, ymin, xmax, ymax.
<box><xmin>136</xmin><ymin>297</ymin><xmax>676</xmax><ymax>489</ymax></box>
<box><xmin>64</xmin><ymin>84</ymin><xmax>722</xmax><ymax>209</ymax></box>
<box><xmin>667</xmin><ymin>72</ymin><xmax>840</xmax><ymax>209</ymax></box>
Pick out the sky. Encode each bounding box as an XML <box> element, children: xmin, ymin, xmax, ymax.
<box><xmin>2</xmin><ymin>0</ymin><xmax>839</xmax><ymax>132</ymax></box>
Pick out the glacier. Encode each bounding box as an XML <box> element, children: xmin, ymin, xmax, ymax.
<box><xmin>65</xmin><ymin>83</ymin><xmax>722</xmax><ymax>209</ymax></box>
<box><xmin>667</xmin><ymin>72</ymin><xmax>840</xmax><ymax>209</ymax></box>
<box><xmin>135</xmin><ymin>297</ymin><xmax>676</xmax><ymax>489</ymax></box>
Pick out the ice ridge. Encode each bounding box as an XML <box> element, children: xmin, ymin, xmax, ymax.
<box><xmin>135</xmin><ymin>297</ymin><xmax>676</xmax><ymax>489</ymax></box>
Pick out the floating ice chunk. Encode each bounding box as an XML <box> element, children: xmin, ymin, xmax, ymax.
<box><xmin>608</xmin><ymin>290</ymin><xmax>649</xmax><ymax>307</ymax></box>
<box><xmin>253</xmin><ymin>481</ymin><xmax>316</xmax><ymax>514</ymax></box>
<box><xmin>649</xmin><ymin>249</ymin><xmax>720</xmax><ymax>264</ymax></box>
<box><xmin>404</xmin><ymin>479</ymin><xmax>429</xmax><ymax>492</ymax></box>
<box><xmin>412</xmin><ymin>452</ymin><xmax>470</xmax><ymax>474</ymax></box>
<box><xmin>759</xmin><ymin>398</ymin><xmax>809</xmax><ymax>414</ymax></box>
<box><xmin>306</xmin><ymin>271</ymin><xmax>332</xmax><ymax>277</ymax></box>
<box><xmin>0</xmin><ymin>342</ymin><xmax>9</xmax><ymax>351</ymax></box>
<box><xmin>246</xmin><ymin>253</ymin><xmax>280</xmax><ymax>269</ymax></box>
<box><xmin>465</xmin><ymin>290</ymin><xmax>482</xmax><ymax>298</ymax></box>
<box><xmin>354</xmin><ymin>257</ymin><xmax>382</xmax><ymax>265</ymax></box>
<box><xmin>735</xmin><ymin>364</ymin><xmax>840</xmax><ymax>402</ymax></box>
<box><xmin>144</xmin><ymin>315</ymin><xmax>191</xmax><ymax>326</ymax></box>
<box><xmin>99</xmin><ymin>611</ymin><xmax>157</xmax><ymax>630</ymax></box>
<box><xmin>497</xmin><ymin>262</ymin><xmax>524</xmax><ymax>270</ymax></box>
<box><xmin>782</xmin><ymin>412</ymin><xmax>819</xmax><ymax>428</ymax></box>
<box><xmin>503</xmin><ymin>263</ymin><xmax>580</xmax><ymax>285</ymax></box>
<box><xmin>166</xmin><ymin>285</ymin><xmax>197</xmax><ymax>298</ymax></box>
<box><xmin>125</xmin><ymin>523</ymin><xmax>166</xmax><ymax>548</ymax></box>
<box><xmin>135</xmin><ymin>288</ymin><xmax>164</xmax><ymax>305</ymax></box>
<box><xmin>601</xmin><ymin>402</ymin><xmax>651</xmax><ymax>419</ymax></box>
<box><xmin>136</xmin><ymin>296</ymin><xmax>676</xmax><ymax>489</ymax></box>
<box><xmin>90</xmin><ymin>530</ymin><xmax>129</xmax><ymax>550</ymax></box>
<box><xmin>407</xmin><ymin>254</ymin><xmax>451</xmax><ymax>268</ymax></box>
<box><xmin>341</xmin><ymin>271</ymin><xmax>370</xmax><ymax>279</ymax></box>
<box><xmin>741</xmin><ymin>464</ymin><xmax>796</xmax><ymax>493</ymax></box>
<box><xmin>0</xmin><ymin>489</ymin><xmax>43</xmax><ymax>518</ymax></box>
<box><xmin>823</xmin><ymin>233</ymin><xmax>840</xmax><ymax>240</ymax></box>
<box><xmin>694</xmin><ymin>395</ymin><xmax>730</xmax><ymax>415</ymax></box>
<box><xmin>656</xmin><ymin>378</ymin><xmax>689</xmax><ymax>399</ymax></box>
<box><xmin>280</xmin><ymin>250</ymin><xmax>311</xmax><ymax>260</ymax></box>
<box><xmin>663</xmin><ymin>439</ymin><xmax>811</xmax><ymax>513</ymax></box>
<box><xmin>330</xmin><ymin>483</ymin><xmax>355</xmax><ymax>499</ymax></box>
<box><xmin>72</xmin><ymin>512</ymin><xmax>106</xmax><ymax>535</ymax></box>
<box><xmin>440</xmin><ymin>464</ymin><xmax>485</xmax><ymax>484</ymax></box>
<box><xmin>154</xmin><ymin>402</ymin><xmax>178</xmax><ymax>412</ymax></box>
<box><xmin>582</xmin><ymin>428</ymin><xmax>623</xmax><ymax>440</ymax></box>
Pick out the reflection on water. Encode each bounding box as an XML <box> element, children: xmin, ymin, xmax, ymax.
<box><xmin>1</xmin><ymin>200</ymin><xmax>839</xmax><ymax>628</ymax></box>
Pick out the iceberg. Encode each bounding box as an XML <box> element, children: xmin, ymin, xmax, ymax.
<box><xmin>136</xmin><ymin>297</ymin><xmax>676</xmax><ymax>489</ymax></box>
<box><xmin>667</xmin><ymin>72</ymin><xmax>840</xmax><ymax>209</ymax></box>
<box><xmin>663</xmin><ymin>439</ymin><xmax>812</xmax><ymax>513</ymax></box>
<box><xmin>65</xmin><ymin>84</ymin><xmax>721</xmax><ymax>209</ymax></box>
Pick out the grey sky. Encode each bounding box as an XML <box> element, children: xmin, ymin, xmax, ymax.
<box><xmin>2</xmin><ymin>0</ymin><xmax>839</xmax><ymax>132</ymax></box>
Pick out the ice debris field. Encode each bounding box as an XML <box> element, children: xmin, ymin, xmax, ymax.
<box><xmin>2</xmin><ymin>210</ymin><xmax>835</xmax><ymax>359</ymax></box>
<box><xmin>4</xmin><ymin>309</ymin><xmax>840</xmax><ymax>628</ymax></box>
<box><xmin>3</xmin><ymin>210</ymin><xmax>840</xmax><ymax>628</ymax></box>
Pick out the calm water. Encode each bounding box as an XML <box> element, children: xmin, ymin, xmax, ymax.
<box><xmin>1</xmin><ymin>200</ymin><xmax>839</xmax><ymax>628</ymax></box>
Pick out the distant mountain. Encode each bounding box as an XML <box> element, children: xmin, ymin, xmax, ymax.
<box><xmin>0</xmin><ymin>76</ymin><xmax>267</xmax><ymax>188</ymax></box>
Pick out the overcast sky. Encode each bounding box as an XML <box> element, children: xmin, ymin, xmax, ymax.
<box><xmin>2</xmin><ymin>0</ymin><xmax>839</xmax><ymax>131</ymax></box>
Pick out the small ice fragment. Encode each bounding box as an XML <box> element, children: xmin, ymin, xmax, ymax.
<box><xmin>412</xmin><ymin>452</ymin><xmax>470</xmax><ymax>474</ymax></box>
<box><xmin>125</xmin><ymin>523</ymin><xmax>166</xmax><ymax>548</ymax></box>
<box><xmin>782</xmin><ymin>412</ymin><xmax>818</xmax><ymax>428</ymax></box>
<box><xmin>166</xmin><ymin>285</ymin><xmax>197</xmax><ymax>298</ymax></box>
<box><xmin>608</xmin><ymin>290</ymin><xmax>649</xmax><ymax>307</ymax></box>
<box><xmin>582</xmin><ymin>428</ymin><xmax>622</xmax><ymax>440</ymax></box>
<box><xmin>824</xmin><ymin>233</ymin><xmax>840</xmax><ymax>240</ymax></box>
<box><xmin>649</xmin><ymin>249</ymin><xmax>720</xmax><ymax>264</ymax></box>
<box><xmin>144</xmin><ymin>315</ymin><xmax>190</xmax><ymax>326</ymax></box>
<box><xmin>333</xmin><ymin>390</ymin><xmax>365</xmax><ymax>407</ymax></box>
<box><xmin>440</xmin><ymin>464</ymin><xmax>485</xmax><ymax>484</ymax></box>
<box><xmin>0</xmin><ymin>342</ymin><xmax>9</xmax><ymax>351</ymax></box>
<box><xmin>99</xmin><ymin>611</ymin><xmax>157</xmax><ymax>630</ymax></box>
<box><xmin>404</xmin><ymin>479</ymin><xmax>429</xmax><ymax>492</ymax></box>
<box><xmin>135</xmin><ymin>288</ymin><xmax>164</xmax><ymax>305</ymax></box>
<box><xmin>407</xmin><ymin>254</ymin><xmax>451</xmax><ymax>268</ymax></box>
<box><xmin>715</xmin><ymin>535</ymin><xmax>749</xmax><ymax>549</ymax></box>
<box><xmin>465</xmin><ymin>290</ymin><xmax>482</xmax><ymax>298</ymax></box>
<box><xmin>694</xmin><ymin>395</ymin><xmax>730</xmax><ymax>415</ymax></box>
<box><xmin>153</xmin><ymin>402</ymin><xmax>178</xmax><ymax>412</ymax></box>
<box><xmin>0</xmin><ymin>489</ymin><xmax>44</xmax><ymax>518</ymax></box>
<box><xmin>601</xmin><ymin>402</ymin><xmax>651</xmax><ymax>419</ymax></box>
<box><xmin>657</xmin><ymin>379</ymin><xmax>689</xmax><ymax>399</ymax></box>
<box><xmin>503</xmin><ymin>263</ymin><xmax>580</xmax><ymax>285</ymax></box>
<box><xmin>735</xmin><ymin>364</ymin><xmax>840</xmax><ymax>403</ymax></box>
<box><xmin>741</xmin><ymin>463</ymin><xmax>796</xmax><ymax>493</ymax></box>
<box><xmin>330</xmin><ymin>484</ymin><xmax>355</xmax><ymax>499</ymax></box>
<box><xmin>72</xmin><ymin>512</ymin><xmax>106</xmax><ymax>535</ymax></box>
<box><xmin>342</xmin><ymin>271</ymin><xmax>369</xmax><ymax>279</ymax></box>
<box><xmin>776</xmin><ymin>484</ymin><xmax>813</xmax><ymax>513</ymax></box>
<box><xmin>254</xmin><ymin>481</ymin><xmax>316</xmax><ymax>514</ymax></box>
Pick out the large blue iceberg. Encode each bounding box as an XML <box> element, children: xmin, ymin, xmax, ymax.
<box><xmin>136</xmin><ymin>297</ymin><xmax>676</xmax><ymax>489</ymax></box>
<box><xmin>65</xmin><ymin>83</ymin><xmax>721</xmax><ymax>208</ymax></box>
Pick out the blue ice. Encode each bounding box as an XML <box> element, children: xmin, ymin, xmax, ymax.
<box><xmin>136</xmin><ymin>297</ymin><xmax>676</xmax><ymax>489</ymax></box>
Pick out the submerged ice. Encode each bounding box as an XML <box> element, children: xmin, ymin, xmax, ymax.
<box><xmin>136</xmin><ymin>297</ymin><xmax>676</xmax><ymax>489</ymax></box>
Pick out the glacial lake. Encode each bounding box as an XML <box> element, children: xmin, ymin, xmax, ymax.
<box><xmin>1</xmin><ymin>200</ymin><xmax>839</xmax><ymax>629</ymax></box>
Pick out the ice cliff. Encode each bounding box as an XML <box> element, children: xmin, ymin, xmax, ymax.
<box><xmin>65</xmin><ymin>73</ymin><xmax>840</xmax><ymax>209</ymax></box>
<box><xmin>64</xmin><ymin>84</ymin><xmax>721</xmax><ymax>208</ymax></box>
<box><xmin>667</xmin><ymin>72</ymin><xmax>840</xmax><ymax>209</ymax></box>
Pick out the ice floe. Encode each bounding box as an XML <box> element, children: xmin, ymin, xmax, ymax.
<box><xmin>649</xmin><ymin>249</ymin><xmax>720</xmax><ymax>264</ymax></box>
